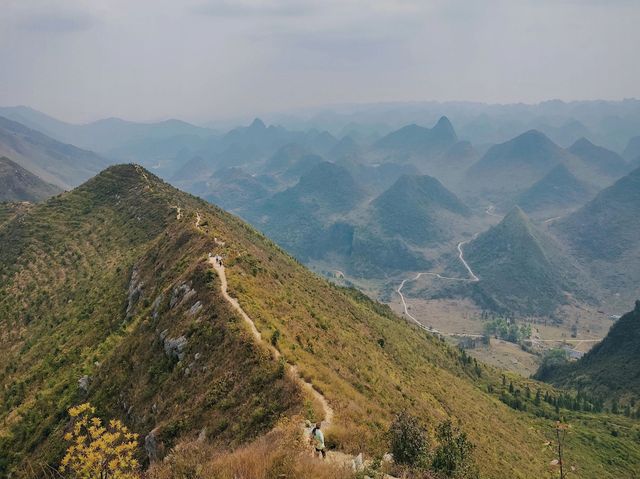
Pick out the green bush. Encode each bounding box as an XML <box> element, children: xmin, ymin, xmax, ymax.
<box><xmin>388</xmin><ymin>411</ymin><xmax>429</xmax><ymax>467</ymax></box>
<box><xmin>431</xmin><ymin>420</ymin><xmax>478</xmax><ymax>479</ymax></box>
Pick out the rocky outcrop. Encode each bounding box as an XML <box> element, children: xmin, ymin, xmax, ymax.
<box><xmin>78</xmin><ymin>375</ymin><xmax>90</xmax><ymax>394</ymax></box>
<box><xmin>126</xmin><ymin>268</ymin><xmax>144</xmax><ymax>319</ymax></box>
<box><xmin>145</xmin><ymin>427</ymin><xmax>163</xmax><ymax>463</ymax></box>
<box><xmin>161</xmin><ymin>329</ymin><xmax>188</xmax><ymax>361</ymax></box>
<box><xmin>169</xmin><ymin>281</ymin><xmax>198</xmax><ymax>309</ymax></box>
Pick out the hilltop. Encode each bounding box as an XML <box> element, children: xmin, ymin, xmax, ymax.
<box><xmin>2</xmin><ymin>165</ymin><xmax>639</xmax><ymax>477</ymax></box>
<box><xmin>0</xmin><ymin>157</ymin><xmax>62</xmax><ymax>202</ymax></box>
<box><xmin>537</xmin><ymin>301</ymin><xmax>640</xmax><ymax>402</ymax></box>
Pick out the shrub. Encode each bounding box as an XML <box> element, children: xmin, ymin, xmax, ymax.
<box><xmin>431</xmin><ymin>420</ymin><xmax>478</xmax><ymax>479</ymax></box>
<box><xmin>389</xmin><ymin>411</ymin><xmax>429</xmax><ymax>467</ymax></box>
<box><xmin>59</xmin><ymin>403</ymin><xmax>139</xmax><ymax>479</ymax></box>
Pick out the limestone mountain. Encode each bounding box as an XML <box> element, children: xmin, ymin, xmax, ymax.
<box><xmin>536</xmin><ymin>301</ymin><xmax>640</xmax><ymax>402</ymax></box>
<box><xmin>371</xmin><ymin>174</ymin><xmax>471</xmax><ymax>246</ymax></box>
<box><xmin>263</xmin><ymin>144</ymin><xmax>324</xmax><ymax>181</ymax></box>
<box><xmin>213</xmin><ymin>119</ymin><xmax>337</xmax><ymax>169</ymax></box>
<box><xmin>246</xmin><ymin>161</ymin><xmax>366</xmax><ymax>259</ymax></box>
<box><xmin>622</xmin><ymin>135</ymin><xmax>640</xmax><ymax>162</ymax></box>
<box><xmin>537</xmin><ymin>119</ymin><xmax>593</xmax><ymax>147</ymax></box>
<box><xmin>567</xmin><ymin>137</ymin><xmax>628</xmax><ymax>178</ymax></box>
<box><xmin>514</xmin><ymin>164</ymin><xmax>594</xmax><ymax>216</ymax></box>
<box><xmin>374</xmin><ymin>116</ymin><xmax>458</xmax><ymax>157</ymax></box>
<box><xmin>329</xmin><ymin>135</ymin><xmax>361</xmax><ymax>161</ymax></box>
<box><xmin>466</xmin><ymin>130</ymin><xmax>569</xmax><ymax>193</ymax></box>
<box><xmin>0</xmin><ymin>157</ymin><xmax>62</xmax><ymax>202</ymax></box>
<box><xmin>0</xmin><ymin>116</ymin><xmax>110</xmax><ymax>189</ymax></box>
<box><xmin>0</xmin><ymin>165</ymin><xmax>637</xmax><ymax>478</ymax></box>
<box><xmin>202</xmin><ymin>167</ymin><xmax>273</xmax><ymax>212</ymax></box>
<box><xmin>463</xmin><ymin>207</ymin><xmax>592</xmax><ymax>315</ymax></box>
<box><xmin>553</xmin><ymin>166</ymin><xmax>640</xmax><ymax>302</ymax></box>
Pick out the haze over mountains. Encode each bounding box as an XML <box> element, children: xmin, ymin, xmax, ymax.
<box><xmin>1</xmin><ymin>102</ymin><xmax>638</xmax><ymax>320</ymax></box>
<box><xmin>0</xmin><ymin>116</ymin><xmax>109</xmax><ymax>189</ymax></box>
<box><xmin>2</xmin><ymin>164</ymin><xmax>640</xmax><ymax>478</ymax></box>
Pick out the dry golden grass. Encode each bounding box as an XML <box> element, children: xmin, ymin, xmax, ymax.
<box><xmin>147</xmin><ymin>418</ymin><xmax>354</xmax><ymax>479</ymax></box>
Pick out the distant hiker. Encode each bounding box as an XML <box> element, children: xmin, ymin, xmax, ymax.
<box><xmin>310</xmin><ymin>422</ymin><xmax>326</xmax><ymax>459</ymax></box>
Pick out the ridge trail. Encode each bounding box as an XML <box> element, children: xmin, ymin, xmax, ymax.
<box><xmin>208</xmin><ymin>257</ymin><xmax>336</xmax><ymax>426</ymax></box>
<box><xmin>194</xmin><ymin>211</ymin><xmax>334</xmax><ymax>426</ymax></box>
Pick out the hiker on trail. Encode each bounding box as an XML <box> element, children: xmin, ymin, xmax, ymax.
<box><xmin>310</xmin><ymin>423</ymin><xmax>326</xmax><ymax>459</ymax></box>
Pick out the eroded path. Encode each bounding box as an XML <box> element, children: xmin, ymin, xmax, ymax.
<box><xmin>193</xmin><ymin>211</ymin><xmax>393</xmax><ymax>474</ymax></box>
<box><xmin>196</xmin><ymin>211</ymin><xmax>334</xmax><ymax>427</ymax></box>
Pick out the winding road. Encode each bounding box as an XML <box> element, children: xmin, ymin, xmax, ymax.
<box><xmin>396</xmin><ymin>237</ymin><xmax>482</xmax><ymax>337</ymax></box>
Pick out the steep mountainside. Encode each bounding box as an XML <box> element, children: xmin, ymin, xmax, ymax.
<box><xmin>514</xmin><ymin>164</ymin><xmax>594</xmax><ymax>216</ymax></box>
<box><xmin>537</xmin><ymin>301</ymin><xmax>640</xmax><ymax>402</ymax></box>
<box><xmin>0</xmin><ymin>157</ymin><xmax>62</xmax><ymax>202</ymax></box>
<box><xmin>553</xmin><ymin>166</ymin><xmax>640</xmax><ymax>301</ymax></box>
<box><xmin>371</xmin><ymin>174</ymin><xmax>470</xmax><ymax>246</ymax></box>
<box><xmin>463</xmin><ymin>207</ymin><xmax>593</xmax><ymax>315</ymax></box>
<box><xmin>466</xmin><ymin>130</ymin><xmax>569</xmax><ymax>193</ymax></box>
<box><xmin>0</xmin><ymin>116</ymin><xmax>110</xmax><ymax>189</ymax></box>
<box><xmin>1</xmin><ymin>165</ymin><xmax>638</xmax><ymax>478</ymax></box>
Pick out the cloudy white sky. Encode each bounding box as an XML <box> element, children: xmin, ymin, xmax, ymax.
<box><xmin>1</xmin><ymin>0</ymin><xmax>638</xmax><ymax>123</ymax></box>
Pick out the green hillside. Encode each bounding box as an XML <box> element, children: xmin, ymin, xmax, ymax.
<box><xmin>248</xmin><ymin>161</ymin><xmax>365</xmax><ymax>259</ymax></box>
<box><xmin>0</xmin><ymin>157</ymin><xmax>62</xmax><ymax>202</ymax></box>
<box><xmin>371</xmin><ymin>174</ymin><xmax>470</xmax><ymax>246</ymax></box>
<box><xmin>554</xmin><ymin>166</ymin><xmax>640</xmax><ymax>302</ymax></box>
<box><xmin>466</xmin><ymin>130</ymin><xmax>568</xmax><ymax>193</ymax></box>
<box><xmin>464</xmin><ymin>207</ymin><xmax>593</xmax><ymax>315</ymax></box>
<box><xmin>537</xmin><ymin>301</ymin><xmax>640</xmax><ymax>403</ymax></box>
<box><xmin>514</xmin><ymin>164</ymin><xmax>594</xmax><ymax>215</ymax></box>
<box><xmin>1</xmin><ymin>166</ymin><xmax>639</xmax><ymax>478</ymax></box>
<box><xmin>567</xmin><ymin>137</ymin><xmax>628</xmax><ymax>177</ymax></box>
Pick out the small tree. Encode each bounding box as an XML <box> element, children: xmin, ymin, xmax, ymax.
<box><xmin>59</xmin><ymin>403</ymin><xmax>139</xmax><ymax>479</ymax></box>
<box><xmin>431</xmin><ymin>420</ymin><xmax>478</xmax><ymax>478</ymax></box>
<box><xmin>388</xmin><ymin>411</ymin><xmax>429</xmax><ymax>467</ymax></box>
<box><xmin>546</xmin><ymin>421</ymin><xmax>572</xmax><ymax>478</ymax></box>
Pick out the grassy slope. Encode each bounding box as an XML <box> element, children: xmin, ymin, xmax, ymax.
<box><xmin>0</xmin><ymin>166</ymin><xmax>300</xmax><ymax>474</ymax></box>
<box><xmin>0</xmin><ymin>165</ymin><xmax>638</xmax><ymax>478</ymax></box>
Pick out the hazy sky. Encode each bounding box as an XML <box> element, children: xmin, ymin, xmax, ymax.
<box><xmin>1</xmin><ymin>0</ymin><xmax>639</xmax><ymax>123</ymax></box>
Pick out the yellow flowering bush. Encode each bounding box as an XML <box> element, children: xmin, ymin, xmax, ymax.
<box><xmin>59</xmin><ymin>403</ymin><xmax>140</xmax><ymax>479</ymax></box>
